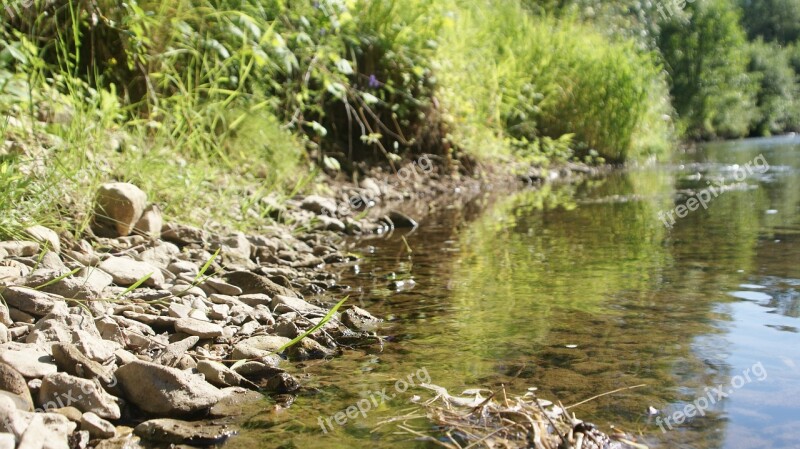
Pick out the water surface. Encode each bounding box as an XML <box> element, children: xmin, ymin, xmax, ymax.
<box><xmin>229</xmin><ymin>136</ymin><xmax>800</xmax><ymax>449</ymax></box>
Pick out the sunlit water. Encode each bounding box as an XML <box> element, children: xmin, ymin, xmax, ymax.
<box><xmin>228</xmin><ymin>136</ymin><xmax>800</xmax><ymax>449</ymax></box>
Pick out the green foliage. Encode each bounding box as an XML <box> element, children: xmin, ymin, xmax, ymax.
<box><xmin>738</xmin><ymin>0</ymin><xmax>800</xmax><ymax>44</ymax></box>
<box><xmin>746</xmin><ymin>39</ymin><xmax>800</xmax><ymax>135</ymax></box>
<box><xmin>437</xmin><ymin>0</ymin><xmax>671</xmax><ymax>163</ymax></box>
<box><xmin>658</xmin><ymin>0</ymin><xmax>757</xmax><ymax>139</ymax></box>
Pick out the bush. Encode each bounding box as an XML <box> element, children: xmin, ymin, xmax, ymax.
<box><xmin>658</xmin><ymin>0</ymin><xmax>757</xmax><ymax>139</ymax></box>
<box><xmin>437</xmin><ymin>0</ymin><xmax>671</xmax><ymax>163</ymax></box>
<box><xmin>747</xmin><ymin>39</ymin><xmax>800</xmax><ymax>135</ymax></box>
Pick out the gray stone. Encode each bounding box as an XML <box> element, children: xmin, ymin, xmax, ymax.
<box><xmin>342</xmin><ymin>306</ymin><xmax>382</xmax><ymax>332</ymax></box>
<box><xmin>81</xmin><ymin>412</ymin><xmax>116</xmax><ymax>439</ymax></box>
<box><xmin>98</xmin><ymin>256</ymin><xmax>165</xmax><ymax>288</ymax></box>
<box><xmin>0</xmin><ymin>286</ymin><xmax>65</xmax><ymax>317</ymax></box>
<box><xmin>161</xmin><ymin>223</ymin><xmax>206</xmax><ymax>246</ymax></box>
<box><xmin>38</xmin><ymin>277</ymin><xmax>101</xmax><ymax>301</ymax></box>
<box><xmin>93</xmin><ymin>183</ymin><xmax>148</xmax><ymax>237</ymax></box>
<box><xmin>77</xmin><ymin>268</ymin><xmax>114</xmax><ymax>291</ymax></box>
<box><xmin>153</xmin><ymin>336</ymin><xmax>199</xmax><ymax>368</ymax></box>
<box><xmin>0</xmin><ymin>325</ymin><xmax>7</xmax><ymax>345</ymax></box>
<box><xmin>238</xmin><ymin>335</ymin><xmax>291</xmax><ymax>353</ymax></box>
<box><xmin>209</xmin><ymin>388</ymin><xmax>263</xmax><ymax>417</ymax></box>
<box><xmin>133</xmin><ymin>204</ymin><xmax>162</xmax><ymax>238</ymax></box>
<box><xmin>230</xmin><ymin>344</ymin><xmax>282</xmax><ymax>367</ymax></box>
<box><xmin>26</xmin><ymin>313</ymin><xmax>101</xmax><ymax>347</ymax></box>
<box><xmin>25</xmin><ymin>226</ymin><xmax>61</xmax><ymax>254</ymax></box>
<box><xmin>196</xmin><ymin>361</ymin><xmax>257</xmax><ymax>389</ymax></box>
<box><xmin>300</xmin><ymin>195</ymin><xmax>337</xmax><ymax>215</ymax></box>
<box><xmin>0</xmin><ymin>305</ymin><xmax>10</xmax><ymax>327</ymax></box>
<box><xmin>167</xmin><ymin>261</ymin><xmax>198</xmax><ymax>276</ymax></box>
<box><xmin>137</xmin><ymin>242</ymin><xmax>179</xmax><ymax>269</ymax></box>
<box><xmin>39</xmin><ymin>372</ymin><xmax>120</xmax><ymax>419</ymax></box>
<box><xmin>387</xmin><ymin>210</ymin><xmax>418</xmax><ymax>228</ymax></box>
<box><xmin>174</xmin><ymin>318</ymin><xmax>223</xmax><ymax>339</ymax></box>
<box><xmin>50</xmin><ymin>344</ymin><xmax>115</xmax><ymax>387</ymax></box>
<box><xmin>0</xmin><ymin>347</ymin><xmax>57</xmax><ymax>378</ymax></box>
<box><xmin>237</xmin><ymin>293</ymin><xmax>271</xmax><ymax>308</ymax></box>
<box><xmin>0</xmin><ymin>362</ymin><xmax>33</xmax><ymax>411</ymax></box>
<box><xmin>225</xmin><ymin>271</ymin><xmax>299</xmax><ymax>298</ymax></box>
<box><xmin>133</xmin><ymin>418</ymin><xmax>236</xmax><ymax>445</ymax></box>
<box><xmin>271</xmin><ymin>295</ymin><xmax>324</xmax><ymax>315</ymax></box>
<box><xmin>115</xmin><ymin>360</ymin><xmax>223</xmax><ymax>416</ymax></box>
<box><xmin>0</xmin><ymin>241</ymin><xmax>39</xmax><ymax>257</ymax></box>
<box><xmin>316</xmin><ymin>215</ymin><xmax>346</xmax><ymax>232</ymax></box>
<box><xmin>203</xmin><ymin>277</ymin><xmax>242</xmax><ymax>296</ymax></box>
<box><xmin>0</xmin><ymin>432</ymin><xmax>14</xmax><ymax>449</ymax></box>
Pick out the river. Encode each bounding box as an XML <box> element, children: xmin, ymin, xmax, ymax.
<box><xmin>228</xmin><ymin>136</ymin><xmax>800</xmax><ymax>449</ymax></box>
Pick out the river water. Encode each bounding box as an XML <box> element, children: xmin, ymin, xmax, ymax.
<box><xmin>228</xmin><ymin>136</ymin><xmax>800</xmax><ymax>449</ymax></box>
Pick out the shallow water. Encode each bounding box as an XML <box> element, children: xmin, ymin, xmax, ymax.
<box><xmin>228</xmin><ymin>136</ymin><xmax>800</xmax><ymax>449</ymax></box>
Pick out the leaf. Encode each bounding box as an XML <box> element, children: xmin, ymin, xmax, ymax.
<box><xmin>274</xmin><ymin>296</ymin><xmax>349</xmax><ymax>354</ymax></box>
<box><xmin>33</xmin><ymin>268</ymin><xmax>80</xmax><ymax>291</ymax></box>
<box><xmin>361</xmin><ymin>92</ymin><xmax>380</xmax><ymax>104</ymax></box>
<box><xmin>323</xmin><ymin>156</ymin><xmax>341</xmax><ymax>171</ymax></box>
<box><xmin>309</xmin><ymin>121</ymin><xmax>328</xmax><ymax>136</ymax></box>
<box><xmin>335</xmin><ymin>58</ymin><xmax>354</xmax><ymax>75</ymax></box>
<box><xmin>113</xmin><ymin>272</ymin><xmax>154</xmax><ymax>302</ymax></box>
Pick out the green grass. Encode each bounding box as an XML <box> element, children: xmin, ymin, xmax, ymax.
<box><xmin>0</xmin><ymin>0</ymin><xmax>678</xmax><ymax>241</ymax></box>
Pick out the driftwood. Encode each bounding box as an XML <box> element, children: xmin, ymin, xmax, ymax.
<box><xmin>378</xmin><ymin>383</ymin><xmax>650</xmax><ymax>449</ymax></box>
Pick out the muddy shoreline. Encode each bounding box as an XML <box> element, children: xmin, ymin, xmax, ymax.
<box><xmin>0</xmin><ymin>160</ymin><xmax>609</xmax><ymax>448</ymax></box>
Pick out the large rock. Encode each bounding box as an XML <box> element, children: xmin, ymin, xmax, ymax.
<box><xmin>98</xmin><ymin>256</ymin><xmax>165</xmax><ymax>288</ymax></box>
<box><xmin>0</xmin><ymin>363</ymin><xmax>33</xmax><ymax>411</ymax></box>
<box><xmin>50</xmin><ymin>344</ymin><xmax>115</xmax><ymax>387</ymax></box>
<box><xmin>225</xmin><ymin>271</ymin><xmax>298</xmax><ymax>298</ymax></box>
<box><xmin>0</xmin><ymin>347</ymin><xmax>57</xmax><ymax>378</ymax></box>
<box><xmin>24</xmin><ymin>226</ymin><xmax>61</xmax><ymax>254</ymax></box>
<box><xmin>174</xmin><ymin>318</ymin><xmax>223</xmax><ymax>339</ymax></box>
<box><xmin>93</xmin><ymin>183</ymin><xmax>148</xmax><ymax>237</ymax></box>
<box><xmin>26</xmin><ymin>313</ymin><xmax>102</xmax><ymax>347</ymax></box>
<box><xmin>271</xmin><ymin>295</ymin><xmax>324</xmax><ymax>315</ymax></box>
<box><xmin>300</xmin><ymin>195</ymin><xmax>337</xmax><ymax>215</ymax></box>
<box><xmin>133</xmin><ymin>205</ymin><xmax>162</xmax><ymax>238</ymax></box>
<box><xmin>39</xmin><ymin>373</ymin><xmax>120</xmax><ymax>419</ymax></box>
<box><xmin>0</xmin><ymin>287</ymin><xmax>66</xmax><ymax>317</ymax></box>
<box><xmin>133</xmin><ymin>418</ymin><xmax>236</xmax><ymax>445</ymax></box>
<box><xmin>115</xmin><ymin>360</ymin><xmax>223</xmax><ymax>416</ymax></box>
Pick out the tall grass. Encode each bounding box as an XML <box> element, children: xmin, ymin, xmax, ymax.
<box><xmin>436</xmin><ymin>0</ymin><xmax>672</xmax><ymax>164</ymax></box>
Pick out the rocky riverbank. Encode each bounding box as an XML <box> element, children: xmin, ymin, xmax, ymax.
<box><xmin>0</xmin><ymin>160</ymin><xmax>601</xmax><ymax>449</ymax></box>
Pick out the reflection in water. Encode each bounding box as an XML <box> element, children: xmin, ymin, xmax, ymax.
<box><xmin>228</xmin><ymin>137</ymin><xmax>800</xmax><ymax>449</ymax></box>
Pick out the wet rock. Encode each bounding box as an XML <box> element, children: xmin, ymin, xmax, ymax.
<box><xmin>134</xmin><ymin>205</ymin><xmax>162</xmax><ymax>238</ymax></box>
<box><xmin>271</xmin><ymin>295</ymin><xmax>324</xmax><ymax>315</ymax></box>
<box><xmin>265</xmin><ymin>372</ymin><xmax>300</xmax><ymax>393</ymax></box>
<box><xmin>39</xmin><ymin>373</ymin><xmax>120</xmax><ymax>419</ymax></box>
<box><xmin>316</xmin><ymin>215</ymin><xmax>346</xmax><ymax>232</ymax></box>
<box><xmin>81</xmin><ymin>412</ymin><xmax>116</xmax><ymax>439</ymax></box>
<box><xmin>0</xmin><ymin>363</ymin><xmax>33</xmax><ymax>411</ymax></box>
<box><xmin>237</xmin><ymin>335</ymin><xmax>291</xmax><ymax>353</ymax></box>
<box><xmin>300</xmin><ymin>195</ymin><xmax>337</xmax><ymax>215</ymax></box>
<box><xmin>25</xmin><ymin>226</ymin><xmax>61</xmax><ymax>254</ymax></box>
<box><xmin>196</xmin><ymin>361</ymin><xmax>257</xmax><ymax>389</ymax></box>
<box><xmin>209</xmin><ymin>388</ymin><xmax>263</xmax><ymax>417</ymax></box>
<box><xmin>93</xmin><ymin>183</ymin><xmax>148</xmax><ymax>237</ymax></box>
<box><xmin>225</xmin><ymin>271</ymin><xmax>299</xmax><ymax>298</ymax></box>
<box><xmin>115</xmin><ymin>360</ymin><xmax>223</xmax><ymax>416</ymax></box>
<box><xmin>0</xmin><ymin>241</ymin><xmax>39</xmax><ymax>257</ymax></box>
<box><xmin>98</xmin><ymin>256</ymin><xmax>165</xmax><ymax>288</ymax></box>
<box><xmin>285</xmin><ymin>338</ymin><xmax>335</xmax><ymax>360</ymax></box>
<box><xmin>174</xmin><ymin>318</ymin><xmax>223</xmax><ymax>339</ymax></box>
<box><xmin>161</xmin><ymin>223</ymin><xmax>206</xmax><ymax>246</ymax></box>
<box><xmin>134</xmin><ymin>418</ymin><xmax>236</xmax><ymax>445</ymax></box>
<box><xmin>0</xmin><ymin>286</ymin><xmax>66</xmax><ymax>317</ymax></box>
<box><xmin>386</xmin><ymin>210</ymin><xmax>418</xmax><ymax>228</ymax></box>
<box><xmin>0</xmin><ymin>347</ymin><xmax>57</xmax><ymax>378</ymax></box>
<box><xmin>342</xmin><ymin>306</ymin><xmax>382</xmax><ymax>332</ymax></box>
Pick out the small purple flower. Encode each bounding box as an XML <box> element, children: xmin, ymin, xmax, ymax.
<box><xmin>368</xmin><ymin>74</ymin><xmax>381</xmax><ymax>89</ymax></box>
